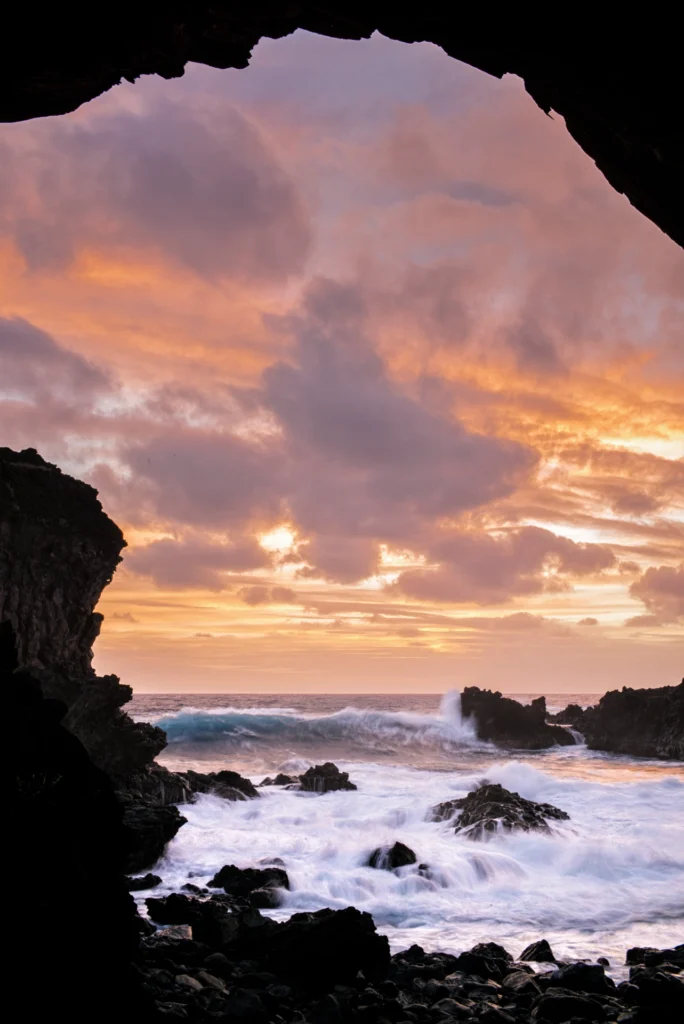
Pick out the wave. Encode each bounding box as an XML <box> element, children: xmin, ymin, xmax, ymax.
<box><xmin>152</xmin><ymin>690</ymin><xmax>481</xmax><ymax>754</ymax></box>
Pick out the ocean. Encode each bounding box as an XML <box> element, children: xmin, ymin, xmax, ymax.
<box><xmin>129</xmin><ymin>691</ymin><xmax>684</xmax><ymax>972</ymax></box>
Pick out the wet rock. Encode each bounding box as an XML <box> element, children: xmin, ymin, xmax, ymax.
<box><xmin>580</xmin><ymin>681</ymin><xmax>684</xmax><ymax>759</ymax></box>
<box><xmin>299</xmin><ymin>762</ymin><xmax>357</xmax><ymax>792</ymax></box>
<box><xmin>520</xmin><ymin>939</ymin><xmax>558</xmax><ymax>963</ymax></box>
<box><xmin>434</xmin><ymin>783</ymin><xmax>569</xmax><ymax>839</ymax></box>
<box><xmin>225</xmin><ymin>988</ymin><xmax>269</xmax><ymax>1023</ymax></box>
<box><xmin>121</xmin><ymin>802</ymin><xmax>187</xmax><ymax>873</ymax></box>
<box><xmin>628</xmin><ymin>965</ymin><xmax>684</xmax><ymax>1012</ymax></box>
<box><xmin>260</xmin><ymin>773</ymin><xmax>298</xmax><ymax>786</ymax></box>
<box><xmin>367</xmin><ymin>841</ymin><xmax>417</xmax><ymax>870</ymax></box>
<box><xmin>250</xmin><ymin>887</ymin><xmax>284</xmax><ymax>908</ymax></box>
<box><xmin>626</xmin><ymin>943</ymin><xmax>684</xmax><ymax>967</ymax></box>
<box><xmin>461</xmin><ymin>688</ymin><xmax>576</xmax><ymax>749</ymax></box>
<box><xmin>533</xmin><ymin>988</ymin><xmax>607</xmax><ymax>1021</ymax></box>
<box><xmin>179</xmin><ymin>767</ymin><xmax>259</xmax><ymax>800</ymax></box>
<box><xmin>548</xmin><ymin>703</ymin><xmax>587</xmax><ymax>728</ymax></box>
<box><xmin>208</xmin><ymin>863</ymin><xmax>290</xmax><ymax>896</ymax></box>
<box><xmin>126</xmin><ymin>872</ymin><xmax>162</xmax><ymax>891</ymax></box>
<box><xmin>549</xmin><ymin>962</ymin><xmax>614</xmax><ymax>995</ymax></box>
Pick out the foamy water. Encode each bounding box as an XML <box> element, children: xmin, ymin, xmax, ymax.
<box><xmin>131</xmin><ymin>691</ymin><xmax>684</xmax><ymax>968</ymax></box>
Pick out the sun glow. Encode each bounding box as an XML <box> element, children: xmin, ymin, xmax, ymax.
<box><xmin>259</xmin><ymin>525</ymin><xmax>296</xmax><ymax>553</ymax></box>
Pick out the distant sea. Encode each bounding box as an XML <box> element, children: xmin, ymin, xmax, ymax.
<box><xmin>129</xmin><ymin>690</ymin><xmax>684</xmax><ymax>972</ymax></box>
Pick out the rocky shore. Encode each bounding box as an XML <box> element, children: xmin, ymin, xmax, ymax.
<box><xmin>3</xmin><ymin>447</ymin><xmax>683</xmax><ymax>1019</ymax></box>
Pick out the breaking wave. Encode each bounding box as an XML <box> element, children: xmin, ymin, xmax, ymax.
<box><xmin>152</xmin><ymin>690</ymin><xmax>481</xmax><ymax>756</ymax></box>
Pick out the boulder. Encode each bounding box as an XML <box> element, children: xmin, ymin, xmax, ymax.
<box><xmin>460</xmin><ymin>688</ymin><xmax>576</xmax><ymax>749</ymax></box>
<box><xmin>533</xmin><ymin>989</ymin><xmax>607</xmax><ymax>1021</ymax></box>
<box><xmin>520</xmin><ymin>939</ymin><xmax>558</xmax><ymax>963</ymax></box>
<box><xmin>367</xmin><ymin>841</ymin><xmax>417</xmax><ymax>870</ymax></box>
<box><xmin>549</xmin><ymin>962</ymin><xmax>614</xmax><ymax>995</ymax></box>
<box><xmin>548</xmin><ymin>703</ymin><xmax>587</xmax><ymax>728</ymax></box>
<box><xmin>299</xmin><ymin>762</ymin><xmax>357</xmax><ymax>792</ymax></box>
<box><xmin>208</xmin><ymin>863</ymin><xmax>290</xmax><ymax>896</ymax></box>
<box><xmin>126</xmin><ymin>872</ymin><xmax>162</xmax><ymax>891</ymax></box>
<box><xmin>121</xmin><ymin>802</ymin><xmax>187</xmax><ymax>873</ymax></box>
<box><xmin>580</xmin><ymin>681</ymin><xmax>684</xmax><ymax>759</ymax></box>
<box><xmin>625</xmin><ymin>944</ymin><xmax>684</xmax><ymax>968</ymax></box>
<box><xmin>432</xmin><ymin>783</ymin><xmax>569</xmax><ymax>839</ymax></box>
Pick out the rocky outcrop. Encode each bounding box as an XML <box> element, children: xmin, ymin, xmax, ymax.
<box><xmin>0</xmin><ymin>11</ymin><xmax>681</xmax><ymax>249</ymax></box>
<box><xmin>260</xmin><ymin>773</ymin><xmax>298</xmax><ymax>786</ymax></box>
<box><xmin>581</xmin><ymin>681</ymin><xmax>684</xmax><ymax>760</ymax></box>
<box><xmin>0</xmin><ymin>447</ymin><xmax>166</xmax><ymax>777</ymax></box>
<box><xmin>461</xmin><ymin>688</ymin><xmax>576</xmax><ymax>749</ymax></box>
<box><xmin>299</xmin><ymin>761</ymin><xmax>357</xmax><ymax>792</ymax></box>
<box><xmin>520</xmin><ymin>938</ymin><xmax>558</xmax><ymax>963</ymax></box>
<box><xmin>367</xmin><ymin>841</ymin><xmax>417</xmax><ymax>870</ymax></box>
<box><xmin>431</xmin><ymin>782</ymin><xmax>570</xmax><ymax>838</ymax></box>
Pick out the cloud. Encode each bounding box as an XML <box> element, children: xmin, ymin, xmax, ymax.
<box><xmin>1</xmin><ymin>98</ymin><xmax>310</xmax><ymax>281</ymax></box>
<box><xmin>0</xmin><ymin>316</ymin><xmax>109</xmax><ymax>402</ymax></box>
<box><xmin>238</xmin><ymin>584</ymin><xmax>299</xmax><ymax>606</ymax></box>
<box><xmin>628</xmin><ymin>563</ymin><xmax>684</xmax><ymax>624</ymax></box>
<box><xmin>578</xmin><ymin>617</ymin><xmax>599</xmax><ymax>626</ymax></box>
<box><xmin>127</xmin><ymin>535</ymin><xmax>271</xmax><ymax>590</ymax></box>
<box><xmin>394</xmin><ymin>525</ymin><xmax>617</xmax><ymax>604</ymax></box>
<box><xmin>111</xmin><ymin>611</ymin><xmax>138</xmax><ymax>623</ymax></box>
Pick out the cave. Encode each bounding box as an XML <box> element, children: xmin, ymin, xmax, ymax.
<box><xmin>1</xmin><ymin>5</ymin><xmax>682</xmax><ymax>249</ymax></box>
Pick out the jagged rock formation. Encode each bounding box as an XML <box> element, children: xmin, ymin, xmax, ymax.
<box><xmin>461</xmin><ymin>687</ymin><xmax>576</xmax><ymax>749</ymax></box>
<box><xmin>299</xmin><ymin>761</ymin><xmax>357</xmax><ymax>792</ymax></box>
<box><xmin>367</xmin><ymin>841</ymin><xmax>417</xmax><ymax>870</ymax></box>
<box><xmin>554</xmin><ymin>680</ymin><xmax>684</xmax><ymax>759</ymax></box>
<box><xmin>431</xmin><ymin>782</ymin><xmax>570</xmax><ymax>838</ymax></box>
<box><xmin>1</xmin><ymin>8</ymin><xmax>682</xmax><ymax>248</ymax></box>
<box><xmin>0</xmin><ymin>447</ymin><xmax>166</xmax><ymax>777</ymax></box>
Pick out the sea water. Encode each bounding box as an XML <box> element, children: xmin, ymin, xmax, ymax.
<box><xmin>129</xmin><ymin>691</ymin><xmax>684</xmax><ymax>969</ymax></box>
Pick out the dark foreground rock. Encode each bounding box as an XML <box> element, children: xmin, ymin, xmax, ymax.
<box><xmin>432</xmin><ymin>783</ymin><xmax>570</xmax><ymax>838</ymax></box>
<box><xmin>461</xmin><ymin>688</ymin><xmax>576</xmax><ymax>749</ymax></box>
<box><xmin>3</xmin><ymin>620</ymin><xmax>152</xmax><ymax>1018</ymax></box>
<box><xmin>299</xmin><ymin>762</ymin><xmax>357</xmax><ymax>792</ymax></box>
<box><xmin>581</xmin><ymin>681</ymin><xmax>684</xmax><ymax>760</ymax></box>
<box><xmin>367</xmin><ymin>841</ymin><xmax>417</xmax><ymax>870</ymax></box>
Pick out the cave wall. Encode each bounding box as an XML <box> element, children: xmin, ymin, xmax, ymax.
<box><xmin>0</xmin><ymin>447</ymin><xmax>165</xmax><ymax>776</ymax></box>
<box><xmin>1</xmin><ymin>4</ymin><xmax>682</xmax><ymax>248</ymax></box>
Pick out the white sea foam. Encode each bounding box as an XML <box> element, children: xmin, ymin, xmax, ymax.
<box><xmin>150</xmin><ymin>754</ymin><xmax>684</xmax><ymax>967</ymax></box>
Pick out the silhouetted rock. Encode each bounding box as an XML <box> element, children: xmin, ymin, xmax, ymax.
<box><xmin>534</xmin><ymin>989</ymin><xmax>607</xmax><ymax>1021</ymax></box>
<box><xmin>549</xmin><ymin>961</ymin><xmax>614</xmax><ymax>995</ymax></box>
<box><xmin>580</xmin><ymin>681</ymin><xmax>684</xmax><ymax>759</ymax></box>
<box><xmin>126</xmin><ymin>872</ymin><xmax>162</xmax><ymax>891</ymax></box>
<box><xmin>3</xmin><ymin>619</ymin><xmax>151</xmax><ymax>1018</ymax></box>
<box><xmin>0</xmin><ymin>447</ymin><xmax>166</xmax><ymax>777</ymax></box>
<box><xmin>122</xmin><ymin>801</ymin><xmax>187</xmax><ymax>873</ymax></box>
<box><xmin>260</xmin><ymin>773</ymin><xmax>298</xmax><ymax>786</ymax></box>
<box><xmin>432</xmin><ymin>782</ymin><xmax>569</xmax><ymax>838</ymax></box>
<box><xmin>626</xmin><ymin>944</ymin><xmax>684</xmax><ymax>967</ymax></box>
<box><xmin>520</xmin><ymin>938</ymin><xmax>558</xmax><ymax>963</ymax></box>
<box><xmin>548</xmin><ymin>702</ymin><xmax>587</xmax><ymax>728</ymax></box>
<box><xmin>461</xmin><ymin>688</ymin><xmax>576</xmax><ymax>749</ymax></box>
<box><xmin>367</xmin><ymin>841</ymin><xmax>417</xmax><ymax>870</ymax></box>
<box><xmin>299</xmin><ymin>762</ymin><xmax>357</xmax><ymax>792</ymax></box>
<box><xmin>208</xmin><ymin>863</ymin><xmax>290</xmax><ymax>896</ymax></box>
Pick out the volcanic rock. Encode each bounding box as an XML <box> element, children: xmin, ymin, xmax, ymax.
<box><xmin>299</xmin><ymin>762</ymin><xmax>357</xmax><ymax>792</ymax></box>
<box><xmin>367</xmin><ymin>841</ymin><xmax>417</xmax><ymax>870</ymax></box>
<box><xmin>260</xmin><ymin>773</ymin><xmax>299</xmax><ymax>786</ymax></box>
<box><xmin>208</xmin><ymin>863</ymin><xmax>290</xmax><ymax>896</ymax></box>
<box><xmin>432</xmin><ymin>783</ymin><xmax>569</xmax><ymax>838</ymax></box>
<box><xmin>122</xmin><ymin>801</ymin><xmax>187</xmax><ymax>873</ymax></box>
<box><xmin>126</xmin><ymin>872</ymin><xmax>162</xmax><ymax>891</ymax></box>
<box><xmin>520</xmin><ymin>939</ymin><xmax>558</xmax><ymax>963</ymax></box>
<box><xmin>461</xmin><ymin>688</ymin><xmax>576</xmax><ymax>749</ymax></box>
<box><xmin>580</xmin><ymin>681</ymin><xmax>684</xmax><ymax>759</ymax></box>
<box><xmin>549</xmin><ymin>961</ymin><xmax>614</xmax><ymax>995</ymax></box>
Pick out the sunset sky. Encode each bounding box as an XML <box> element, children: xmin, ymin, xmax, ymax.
<box><xmin>1</xmin><ymin>31</ymin><xmax>682</xmax><ymax>693</ymax></box>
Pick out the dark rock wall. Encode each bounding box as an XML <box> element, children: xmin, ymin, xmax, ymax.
<box><xmin>1</xmin><ymin>6</ymin><xmax>682</xmax><ymax>248</ymax></box>
<box><xmin>582</xmin><ymin>681</ymin><xmax>684</xmax><ymax>760</ymax></box>
<box><xmin>0</xmin><ymin>447</ymin><xmax>166</xmax><ymax>776</ymax></box>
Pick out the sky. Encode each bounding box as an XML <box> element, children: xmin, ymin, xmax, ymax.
<box><xmin>0</xmin><ymin>30</ymin><xmax>682</xmax><ymax>693</ymax></box>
